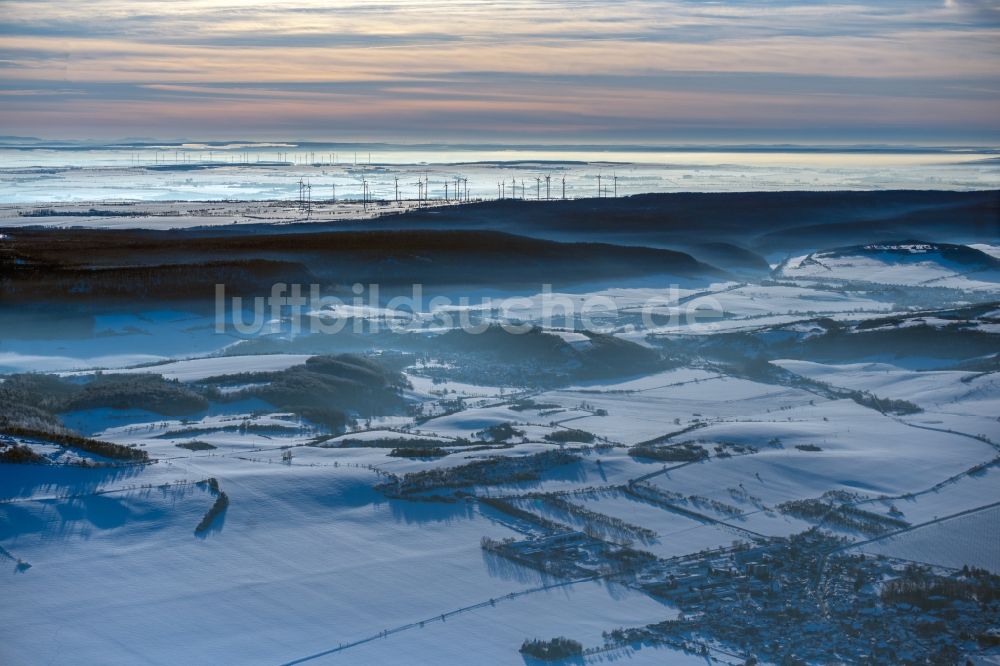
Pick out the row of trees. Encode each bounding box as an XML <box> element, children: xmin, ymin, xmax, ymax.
<box><xmin>0</xmin><ymin>427</ymin><xmax>148</xmax><ymax>462</ymax></box>
<box><xmin>519</xmin><ymin>637</ymin><xmax>583</xmax><ymax>660</ymax></box>
<box><xmin>195</xmin><ymin>491</ymin><xmax>230</xmax><ymax>533</ymax></box>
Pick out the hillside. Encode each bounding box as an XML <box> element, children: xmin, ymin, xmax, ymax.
<box><xmin>775</xmin><ymin>240</ymin><xmax>1000</xmax><ymax>289</ymax></box>
<box><xmin>0</xmin><ymin>228</ymin><xmax>723</xmax><ymax>303</ymax></box>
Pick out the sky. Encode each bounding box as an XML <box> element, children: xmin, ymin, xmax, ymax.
<box><xmin>0</xmin><ymin>0</ymin><xmax>999</xmax><ymax>144</ymax></box>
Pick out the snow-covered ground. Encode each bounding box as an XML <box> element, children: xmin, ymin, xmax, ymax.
<box><xmin>776</xmin><ymin>243</ymin><xmax>1000</xmax><ymax>292</ymax></box>
<box><xmin>774</xmin><ymin>359</ymin><xmax>1000</xmax><ymax>416</ymax></box>
<box><xmin>857</xmin><ymin>504</ymin><xmax>1000</xmax><ymax>574</ymax></box>
<box><xmin>3</xmin><ymin>232</ymin><xmax>1000</xmax><ymax>663</ymax></box>
<box><xmin>63</xmin><ymin>354</ymin><xmax>315</xmax><ymax>381</ymax></box>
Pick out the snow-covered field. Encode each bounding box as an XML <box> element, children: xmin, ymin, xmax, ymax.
<box><xmin>858</xmin><ymin>504</ymin><xmax>1000</xmax><ymax>574</ymax></box>
<box><xmin>531</xmin><ymin>372</ymin><xmax>819</xmax><ymax>445</ymax></box>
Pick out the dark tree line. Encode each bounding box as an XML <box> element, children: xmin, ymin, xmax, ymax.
<box><xmin>195</xmin><ymin>491</ymin><xmax>230</xmax><ymax>533</ymax></box>
<box><xmin>519</xmin><ymin>637</ymin><xmax>583</xmax><ymax>660</ymax></box>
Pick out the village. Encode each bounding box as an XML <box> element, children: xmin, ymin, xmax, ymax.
<box><xmin>483</xmin><ymin>511</ymin><xmax>1000</xmax><ymax>664</ymax></box>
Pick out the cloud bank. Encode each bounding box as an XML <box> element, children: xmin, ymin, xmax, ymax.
<box><xmin>0</xmin><ymin>0</ymin><xmax>997</xmax><ymax>142</ymax></box>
